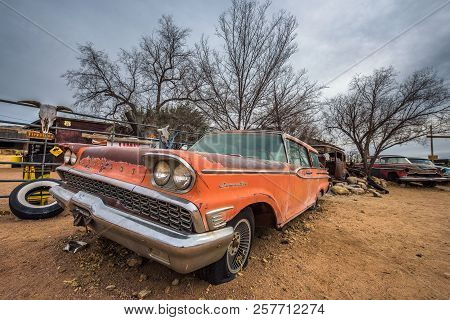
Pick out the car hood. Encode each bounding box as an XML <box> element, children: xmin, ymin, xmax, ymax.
<box><xmin>77</xmin><ymin>146</ymin><xmax>289</xmax><ymax>173</ymax></box>
<box><xmin>409</xmin><ymin>164</ymin><xmax>440</xmax><ymax>172</ymax></box>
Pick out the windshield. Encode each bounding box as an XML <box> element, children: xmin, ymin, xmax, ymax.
<box><xmin>409</xmin><ymin>159</ymin><xmax>434</xmax><ymax>166</ymax></box>
<box><xmin>380</xmin><ymin>157</ymin><xmax>411</xmax><ymax>164</ymax></box>
<box><xmin>189</xmin><ymin>133</ymin><xmax>287</xmax><ymax>163</ymax></box>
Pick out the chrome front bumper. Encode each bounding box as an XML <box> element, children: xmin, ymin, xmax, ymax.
<box><xmin>50</xmin><ymin>185</ymin><xmax>233</xmax><ymax>274</ymax></box>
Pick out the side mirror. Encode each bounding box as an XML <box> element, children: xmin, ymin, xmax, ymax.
<box><xmin>181</xmin><ymin>144</ymin><xmax>188</xmax><ymax>151</ymax></box>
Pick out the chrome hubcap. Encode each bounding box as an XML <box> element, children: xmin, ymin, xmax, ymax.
<box><xmin>226</xmin><ymin>219</ymin><xmax>251</xmax><ymax>273</ymax></box>
<box><xmin>228</xmin><ymin>232</ymin><xmax>241</xmax><ymax>256</ymax></box>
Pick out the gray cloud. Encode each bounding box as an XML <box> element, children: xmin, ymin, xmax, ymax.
<box><xmin>0</xmin><ymin>0</ymin><xmax>449</xmax><ymax>157</ymax></box>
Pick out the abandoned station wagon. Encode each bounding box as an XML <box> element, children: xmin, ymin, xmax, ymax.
<box><xmin>50</xmin><ymin>131</ymin><xmax>329</xmax><ymax>284</ymax></box>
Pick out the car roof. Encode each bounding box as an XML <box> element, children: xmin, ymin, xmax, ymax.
<box><xmin>284</xmin><ymin>134</ymin><xmax>319</xmax><ymax>153</ymax></box>
<box><xmin>312</xmin><ymin>144</ymin><xmax>345</xmax><ymax>152</ymax></box>
<box><xmin>407</xmin><ymin>157</ymin><xmax>429</xmax><ymax>160</ymax></box>
<box><xmin>220</xmin><ymin>129</ymin><xmax>283</xmax><ymax>135</ymax></box>
<box><xmin>379</xmin><ymin>155</ymin><xmax>407</xmax><ymax>158</ymax></box>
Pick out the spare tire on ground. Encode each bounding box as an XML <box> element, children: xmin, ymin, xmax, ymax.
<box><xmin>9</xmin><ymin>179</ymin><xmax>63</xmax><ymax>220</ymax></box>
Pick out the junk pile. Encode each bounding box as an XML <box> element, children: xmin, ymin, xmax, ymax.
<box><xmin>330</xmin><ymin>176</ymin><xmax>389</xmax><ymax>197</ymax></box>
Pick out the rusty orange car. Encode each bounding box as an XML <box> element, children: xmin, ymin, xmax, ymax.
<box><xmin>50</xmin><ymin>130</ymin><xmax>329</xmax><ymax>284</ymax></box>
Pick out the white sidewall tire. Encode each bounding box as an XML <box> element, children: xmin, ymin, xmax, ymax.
<box><xmin>16</xmin><ymin>180</ymin><xmax>60</xmax><ymax>209</ymax></box>
<box><xmin>9</xmin><ymin>179</ymin><xmax>63</xmax><ymax>220</ymax></box>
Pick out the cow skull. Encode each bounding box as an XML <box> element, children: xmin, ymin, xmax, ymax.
<box><xmin>39</xmin><ymin>104</ymin><xmax>58</xmax><ymax>134</ymax></box>
<box><xmin>18</xmin><ymin>101</ymin><xmax>73</xmax><ymax>134</ymax></box>
<box><xmin>157</xmin><ymin>125</ymin><xmax>170</xmax><ymax>145</ymax></box>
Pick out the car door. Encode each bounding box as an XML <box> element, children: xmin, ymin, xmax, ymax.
<box><xmin>309</xmin><ymin>151</ymin><xmax>327</xmax><ymax>200</ymax></box>
<box><xmin>285</xmin><ymin>139</ymin><xmax>313</xmax><ymax>222</ymax></box>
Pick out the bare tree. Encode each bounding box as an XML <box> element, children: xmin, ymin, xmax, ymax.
<box><xmin>195</xmin><ymin>0</ymin><xmax>298</xmax><ymax>130</ymax></box>
<box><xmin>64</xmin><ymin>16</ymin><xmax>203</xmax><ymax>137</ymax></box>
<box><xmin>324</xmin><ymin>66</ymin><xmax>450</xmax><ymax>175</ymax></box>
<box><xmin>257</xmin><ymin>66</ymin><xmax>322</xmax><ymax>140</ymax></box>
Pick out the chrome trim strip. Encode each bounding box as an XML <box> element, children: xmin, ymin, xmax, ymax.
<box><xmin>371</xmin><ymin>167</ymin><xmax>407</xmax><ymax>170</ymax></box>
<box><xmin>56</xmin><ymin>166</ymin><xmax>206</xmax><ymax>233</ymax></box>
<box><xmin>281</xmin><ymin>133</ymin><xmax>291</xmax><ymax>164</ymax></box>
<box><xmin>399</xmin><ymin>176</ymin><xmax>449</xmax><ymax>182</ymax></box>
<box><xmin>143</xmin><ymin>152</ymin><xmax>196</xmax><ymax>194</ymax></box>
<box><xmin>206</xmin><ymin>206</ymin><xmax>234</xmax><ymax>215</ymax></box>
<box><xmin>191</xmin><ymin>210</ymin><xmax>207</xmax><ymax>233</ymax></box>
<box><xmin>292</xmin><ymin>166</ymin><xmax>330</xmax><ymax>180</ymax></box>
<box><xmin>57</xmin><ymin>166</ymin><xmax>135</xmax><ymax>191</ymax></box>
<box><xmin>201</xmin><ymin>169</ymin><xmax>291</xmax><ymax>174</ymax></box>
<box><xmin>205</xmin><ymin>206</ymin><xmax>234</xmax><ymax>230</ymax></box>
<box><xmin>201</xmin><ymin>168</ymin><xmax>329</xmax><ymax>177</ymax></box>
<box><xmin>295</xmin><ymin>171</ymin><xmax>331</xmax><ymax>179</ymax></box>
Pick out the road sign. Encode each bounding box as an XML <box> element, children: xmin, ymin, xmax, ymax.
<box><xmin>49</xmin><ymin>146</ymin><xmax>63</xmax><ymax>157</ymax></box>
<box><xmin>26</xmin><ymin>130</ymin><xmax>54</xmax><ymax>140</ymax></box>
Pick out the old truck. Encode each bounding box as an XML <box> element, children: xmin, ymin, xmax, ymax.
<box><xmin>371</xmin><ymin>155</ymin><xmax>449</xmax><ymax>187</ymax></box>
<box><xmin>49</xmin><ymin>130</ymin><xmax>329</xmax><ymax>284</ymax></box>
<box><xmin>312</xmin><ymin>143</ymin><xmax>348</xmax><ymax>181</ymax></box>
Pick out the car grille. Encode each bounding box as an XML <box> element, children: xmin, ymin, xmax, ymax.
<box><xmin>60</xmin><ymin>171</ymin><xmax>193</xmax><ymax>233</ymax></box>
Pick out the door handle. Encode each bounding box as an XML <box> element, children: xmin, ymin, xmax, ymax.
<box><xmin>306</xmin><ymin>171</ymin><xmax>312</xmax><ymax>175</ymax></box>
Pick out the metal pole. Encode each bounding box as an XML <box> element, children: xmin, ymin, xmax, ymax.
<box><xmin>430</xmin><ymin>125</ymin><xmax>434</xmax><ymax>162</ymax></box>
<box><xmin>41</xmin><ymin>135</ymin><xmax>48</xmax><ymax>180</ymax></box>
<box><xmin>111</xmin><ymin>122</ymin><xmax>115</xmax><ymax>145</ymax></box>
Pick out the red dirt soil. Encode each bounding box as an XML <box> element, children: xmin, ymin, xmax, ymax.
<box><xmin>0</xmin><ymin>168</ymin><xmax>449</xmax><ymax>299</ymax></box>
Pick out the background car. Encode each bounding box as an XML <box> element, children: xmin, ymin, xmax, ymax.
<box><xmin>371</xmin><ymin>155</ymin><xmax>448</xmax><ymax>187</ymax></box>
<box><xmin>412</xmin><ymin>158</ymin><xmax>450</xmax><ymax>177</ymax></box>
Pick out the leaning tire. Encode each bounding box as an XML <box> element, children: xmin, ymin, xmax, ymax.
<box><xmin>9</xmin><ymin>179</ymin><xmax>63</xmax><ymax>220</ymax></box>
<box><xmin>198</xmin><ymin>207</ymin><xmax>255</xmax><ymax>285</ymax></box>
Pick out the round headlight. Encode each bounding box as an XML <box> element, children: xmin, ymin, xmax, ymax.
<box><xmin>173</xmin><ymin>164</ymin><xmax>192</xmax><ymax>190</ymax></box>
<box><xmin>154</xmin><ymin>161</ymin><xmax>171</xmax><ymax>186</ymax></box>
<box><xmin>70</xmin><ymin>152</ymin><xmax>77</xmax><ymax>165</ymax></box>
<box><xmin>63</xmin><ymin>149</ymin><xmax>71</xmax><ymax>164</ymax></box>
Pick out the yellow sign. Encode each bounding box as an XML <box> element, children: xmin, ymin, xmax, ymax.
<box><xmin>64</xmin><ymin>120</ymin><xmax>72</xmax><ymax>127</ymax></box>
<box><xmin>50</xmin><ymin>146</ymin><xmax>63</xmax><ymax>157</ymax></box>
<box><xmin>428</xmin><ymin>155</ymin><xmax>438</xmax><ymax>161</ymax></box>
<box><xmin>26</xmin><ymin>130</ymin><xmax>54</xmax><ymax>140</ymax></box>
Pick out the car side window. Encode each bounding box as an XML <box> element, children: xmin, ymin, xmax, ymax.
<box><xmin>287</xmin><ymin>140</ymin><xmax>310</xmax><ymax>167</ymax></box>
<box><xmin>386</xmin><ymin>157</ymin><xmax>399</xmax><ymax>164</ymax></box>
<box><xmin>310</xmin><ymin>152</ymin><xmax>321</xmax><ymax>168</ymax></box>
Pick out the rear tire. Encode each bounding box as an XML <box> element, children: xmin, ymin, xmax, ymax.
<box><xmin>387</xmin><ymin>172</ymin><xmax>399</xmax><ymax>183</ymax></box>
<box><xmin>9</xmin><ymin>179</ymin><xmax>63</xmax><ymax>220</ymax></box>
<box><xmin>198</xmin><ymin>207</ymin><xmax>255</xmax><ymax>285</ymax></box>
<box><xmin>423</xmin><ymin>181</ymin><xmax>437</xmax><ymax>188</ymax></box>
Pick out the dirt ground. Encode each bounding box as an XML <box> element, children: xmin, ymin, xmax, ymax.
<box><xmin>0</xmin><ymin>168</ymin><xmax>449</xmax><ymax>299</ymax></box>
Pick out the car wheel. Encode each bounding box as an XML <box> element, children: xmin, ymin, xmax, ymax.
<box><xmin>9</xmin><ymin>179</ymin><xmax>63</xmax><ymax>220</ymax></box>
<box><xmin>423</xmin><ymin>182</ymin><xmax>437</xmax><ymax>188</ymax></box>
<box><xmin>387</xmin><ymin>172</ymin><xmax>399</xmax><ymax>183</ymax></box>
<box><xmin>198</xmin><ymin>207</ymin><xmax>254</xmax><ymax>285</ymax></box>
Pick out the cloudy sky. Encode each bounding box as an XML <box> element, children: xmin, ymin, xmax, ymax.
<box><xmin>0</xmin><ymin>0</ymin><xmax>449</xmax><ymax>157</ymax></box>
